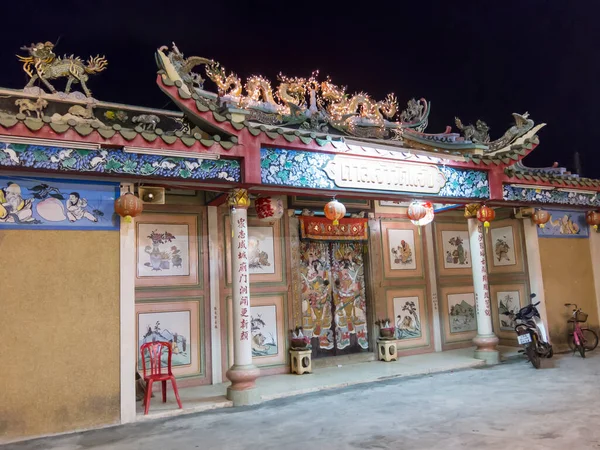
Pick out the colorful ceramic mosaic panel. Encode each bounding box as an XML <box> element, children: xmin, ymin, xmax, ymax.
<box><xmin>503</xmin><ymin>185</ymin><xmax>600</xmax><ymax>208</ymax></box>
<box><xmin>260</xmin><ymin>148</ymin><xmax>489</xmax><ymax>198</ymax></box>
<box><xmin>0</xmin><ymin>142</ymin><xmax>241</xmax><ymax>182</ymax></box>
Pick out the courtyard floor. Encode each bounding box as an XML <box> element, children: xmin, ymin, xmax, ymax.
<box><xmin>5</xmin><ymin>351</ymin><xmax>600</xmax><ymax>449</ymax></box>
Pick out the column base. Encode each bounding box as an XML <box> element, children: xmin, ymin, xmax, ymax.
<box><xmin>226</xmin><ymin>364</ymin><xmax>260</xmax><ymax>406</ymax></box>
<box><xmin>473</xmin><ymin>334</ymin><xmax>500</xmax><ymax>365</ymax></box>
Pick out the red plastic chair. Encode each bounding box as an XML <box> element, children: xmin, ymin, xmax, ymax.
<box><xmin>140</xmin><ymin>341</ymin><xmax>183</xmax><ymax>415</ymax></box>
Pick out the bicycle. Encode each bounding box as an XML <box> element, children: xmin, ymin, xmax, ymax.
<box><xmin>564</xmin><ymin>303</ymin><xmax>599</xmax><ymax>358</ymax></box>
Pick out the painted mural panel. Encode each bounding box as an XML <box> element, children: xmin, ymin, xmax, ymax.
<box><xmin>388</xmin><ymin>229</ymin><xmax>417</xmax><ymax>270</ymax></box>
<box><xmin>260</xmin><ymin>148</ymin><xmax>489</xmax><ymax>199</ymax></box>
<box><xmin>490</xmin><ymin>226</ymin><xmax>516</xmax><ymax>266</ymax></box>
<box><xmin>441</xmin><ymin>231</ymin><xmax>471</xmax><ymax>269</ymax></box>
<box><xmin>137</xmin><ymin>224</ymin><xmax>190</xmax><ymax>277</ymax></box>
<box><xmin>393</xmin><ymin>296</ymin><xmax>422</xmax><ymax>340</ymax></box>
<box><xmin>251</xmin><ymin>305</ymin><xmax>278</xmax><ymax>357</ymax></box>
<box><xmin>498</xmin><ymin>291</ymin><xmax>521</xmax><ymax>331</ymax></box>
<box><xmin>537</xmin><ymin>210</ymin><xmax>589</xmax><ymax>238</ymax></box>
<box><xmin>135</xmin><ymin>299</ymin><xmax>201</xmax><ymax>377</ymax></box>
<box><xmin>138</xmin><ymin>310</ymin><xmax>191</xmax><ymax>368</ymax></box>
<box><xmin>248</xmin><ymin>226</ymin><xmax>275</xmax><ymax>274</ymax></box>
<box><xmin>448</xmin><ymin>293</ymin><xmax>477</xmax><ymax>334</ymax></box>
<box><xmin>0</xmin><ymin>176</ymin><xmax>118</xmax><ymax>230</ymax></box>
<box><xmin>135</xmin><ymin>213</ymin><xmax>199</xmax><ymax>288</ymax></box>
<box><xmin>0</xmin><ymin>142</ymin><xmax>241</xmax><ymax>182</ymax></box>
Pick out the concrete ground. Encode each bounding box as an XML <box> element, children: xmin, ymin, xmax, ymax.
<box><xmin>6</xmin><ymin>352</ymin><xmax>600</xmax><ymax>450</ymax></box>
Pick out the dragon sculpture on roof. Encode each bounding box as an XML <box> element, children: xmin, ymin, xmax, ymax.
<box><xmin>156</xmin><ymin>43</ymin><xmax>430</xmax><ymax>138</ymax></box>
<box><xmin>155</xmin><ymin>44</ymin><xmax>539</xmax><ymax>154</ymax></box>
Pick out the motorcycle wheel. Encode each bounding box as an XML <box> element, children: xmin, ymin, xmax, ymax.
<box><xmin>578</xmin><ymin>344</ymin><xmax>586</xmax><ymax>359</ymax></box>
<box><xmin>546</xmin><ymin>346</ymin><xmax>554</xmax><ymax>358</ymax></box>
<box><xmin>526</xmin><ymin>344</ymin><xmax>541</xmax><ymax>369</ymax></box>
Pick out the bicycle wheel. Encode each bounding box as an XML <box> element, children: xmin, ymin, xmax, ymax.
<box><xmin>582</xmin><ymin>329</ymin><xmax>599</xmax><ymax>351</ymax></box>
<box><xmin>578</xmin><ymin>344</ymin><xmax>586</xmax><ymax>358</ymax></box>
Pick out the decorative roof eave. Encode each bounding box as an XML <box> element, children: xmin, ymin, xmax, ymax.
<box><xmin>503</xmin><ymin>169</ymin><xmax>600</xmax><ymax>191</ymax></box>
<box><xmin>0</xmin><ymin>112</ymin><xmax>245</xmax><ymax>157</ymax></box>
<box><xmin>157</xmin><ymin>74</ymin><xmax>491</xmax><ymax>171</ymax></box>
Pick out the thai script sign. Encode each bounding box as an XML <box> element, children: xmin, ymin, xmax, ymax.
<box><xmin>323</xmin><ymin>155</ymin><xmax>447</xmax><ymax>194</ymax></box>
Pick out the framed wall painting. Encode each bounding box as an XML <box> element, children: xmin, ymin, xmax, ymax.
<box><xmin>290</xmin><ymin>196</ymin><xmax>372</xmax><ymax>212</ymax></box>
<box><xmin>380</xmin><ymin>220</ymin><xmax>424</xmax><ymax>279</ymax></box>
<box><xmin>227</xmin><ymin>294</ymin><xmax>286</xmax><ymax>367</ymax></box>
<box><xmin>385</xmin><ymin>287</ymin><xmax>429</xmax><ymax>350</ymax></box>
<box><xmin>486</xmin><ymin>220</ymin><xmax>524</xmax><ymax>274</ymax></box>
<box><xmin>490</xmin><ymin>283</ymin><xmax>527</xmax><ymax>340</ymax></box>
<box><xmin>136</xmin><ymin>300</ymin><xmax>201</xmax><ymax>377</ymax></box>
<box><xmin>435</xmin><ymin>222</ymin><xmax>472</xmax><ymax>277</ymax></box>
<box><xmin>225</xmin><ymin>216</ymin><xmax>284</xmax><ymax>285</ymax></box>
<box><xmin>135</xmin><ymin>213</ymin><xmax>199</xmax><ymax>288</ymax></box>
<box><xmin>439</xmin><ymin>286</ymin><xmax>478</xmax><ymax>345</ymax></box>
<box><xmin>537</xmin><ymin>210</ymin><xmax>589</xmax><ymax>238</ymax></box>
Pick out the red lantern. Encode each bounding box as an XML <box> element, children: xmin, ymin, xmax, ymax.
<box><xmin>255</xmin><ymin>196</ymin><xmax>284</xmax><ymax>221</ymax></box>
<box><xmin>407</xmin><ymin>201</ymin><xmax>427</xmax><ymax>222</ymax></box>
<box><xmin>114</xmin><ymin>193</ymin><xmax>143</xmax><ymax>223</ymax></box>
<box><xmin>531</xmin><ymin>209</ymin><xmax>550</xmax><ymax>228</ymax></box>
<box><xmin>324</xmin><ymin>198</ymin><xmax>346</xmax><ymax>225</ymax></box>
<box><xmin>586</xmin><ymin>210</ymin><xmax>600</xmax><ymax>231</ymax></box>
<box><xmin>477</xmin><ymin>205</ymin><xmax>495</xmax><ymax>230</ymax></box>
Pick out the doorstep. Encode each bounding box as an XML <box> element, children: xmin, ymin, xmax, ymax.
<box><xmin>137</xmin><ymin>346</ymin><xmax>517</xmax><ymax>421</ymax></box>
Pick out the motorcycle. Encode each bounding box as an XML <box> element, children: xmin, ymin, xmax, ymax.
<box><xmin>502</xmin><ymin>293</ymin><xmax>553</xmax><ymax>369</ymax></box>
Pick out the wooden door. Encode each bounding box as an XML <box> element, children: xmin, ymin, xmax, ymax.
<box><xmin>299</xmin><ymin>241</ymin><xmax>370</xmax><ymax>358</ymax></box>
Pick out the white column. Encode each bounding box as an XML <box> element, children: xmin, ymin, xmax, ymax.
<box><xmin>466</xmin><ymin>209</ymin><xmax>499</xmax><ymax>364</ymax></box>
<box><xmin>424</xmin><ymin>223</ymin><xmax>442</xmax><ymax>352</ymax></box>
<box><xmin>207</xmin><ymin>206</ymin><xmax>222</xmax><ymax>384</ymax></box>
<box><xmin>119</xmin><ymin>183</ymin><xmax>137</xmax><ymax>423</ymax></box>
<box><xmin>523</xmin><ymin>219</ymin><xmax>550</xmax><ymax>340</ymax></box>
<box><xmin>225</xmin><ymin>189</ymin><xmax>260</xmax><ymax>405</ymax></box>
<box><xmin>589</xmin><ymin>227</ymin><xmax>600</xmax><ymax>326</ymax></box>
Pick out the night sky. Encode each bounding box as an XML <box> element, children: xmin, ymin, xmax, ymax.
<box><xmin>1</xmin><ymin>1</ymin><xmax>598</xmax><ymax>176</ymax></box>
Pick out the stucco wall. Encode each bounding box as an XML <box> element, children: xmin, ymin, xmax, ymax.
<box><xmin>540</xmin><ymin>238</ymin><xmax>599</xmax><ymax>350</ymax></box>
<box><xmin>0</xmin><ymin>230</ymin><xmax>120</xmax><ymax>443</ymax></box>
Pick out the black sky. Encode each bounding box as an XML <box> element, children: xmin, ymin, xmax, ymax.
<box><xmin>2</xmin><ymin>1</ymin><xmax>599</xmax><ymax>176</ymax></box>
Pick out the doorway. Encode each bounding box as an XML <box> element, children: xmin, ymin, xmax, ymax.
<box><xmin>299</xmin><ymin>240</ymin><xmax>370</xmax><ymax>358</ymax></box>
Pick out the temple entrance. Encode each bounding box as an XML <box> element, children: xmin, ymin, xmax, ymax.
<box><xmin>299</xmin><ymin>240</ymin><xmax>370</xmax><ymax>358</ymax></box>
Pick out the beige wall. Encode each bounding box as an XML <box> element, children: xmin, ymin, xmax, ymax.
<box><xmin>540</xmin><ymin>237</ymin><xmax>599</xmax><ymax>350</ymax></box>
<box><xmin>0</xmin><ymin>230</ymin><xmax>120</xmax><ymax>443</ymax></box>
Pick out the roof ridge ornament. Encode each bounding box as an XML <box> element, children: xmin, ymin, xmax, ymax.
<box><xmin>17</xmin><ymin>41</ymin><xmax>107</xmax><ymax>99</ymax></box>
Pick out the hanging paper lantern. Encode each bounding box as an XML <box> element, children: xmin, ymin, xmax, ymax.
<box><xmin>586</xmin><ymin>210</ymin><xmax>600</xmax><ymax>231</ymax></box>
<box><xmin>477</xmin><ymin>205</ymin><xmax>495</xmax><ymax>229</ymax></box>
<box><xmin>114</xmin><ymin>193</ymin><xmax>143</xmax><ymax>223</ymax></box>
<box><xmin>411</xmin><ymin>201</ymin><xmax>435</xmax><ymax>227</ymax></box>
<box><xmin>254</xmin><ymin>196</ymin><xmax>284</xmax><ymax>221</ymax></box>
<box><xmin>407</xmin><ymin>201</ymin><xmax>427</xmax><ymax>223</ymax></box>
<box><xmin>324</xmin><ymin>198</ymin><xmax>346</xmax><ymax>225</ymax></box>
<box><xmin>531</xmin><ymin>209</ymin><xmax>550</xmax><ymax>228</ymax></box>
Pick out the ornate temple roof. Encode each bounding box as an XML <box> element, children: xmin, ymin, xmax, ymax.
<box><xmin>155</xmin><ymin>43</ymin><xmax>546</xmax><ymax>164</ymax></box>
<box><xmin>0</xmin><ymin>41</ymin><xmax>238</xmax><ymax>153</ymax></box>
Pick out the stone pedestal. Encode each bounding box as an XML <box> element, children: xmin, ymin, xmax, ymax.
<box><xmin>226</xmin><ymin>365</ymin><xmax>261</xmax><ymax>405</ymax></box>
<box><xmin>466</xmin><ymin>206</ymin><xmax>500</xmax><ymax>365</ymax></box>
<box><xmin>377</xmin><ymin>340</ymin><xmax>398</xmax><ymax>362</ymax></box>
<box><xmin>290</xmin><ymin>349</ymin><xmax>312</xmax><ymax>375</ymax></box>
<box><xmin>226</xmin><ymin>189</ymin><xmax>260</xmax><ymax>405</ymax></box>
